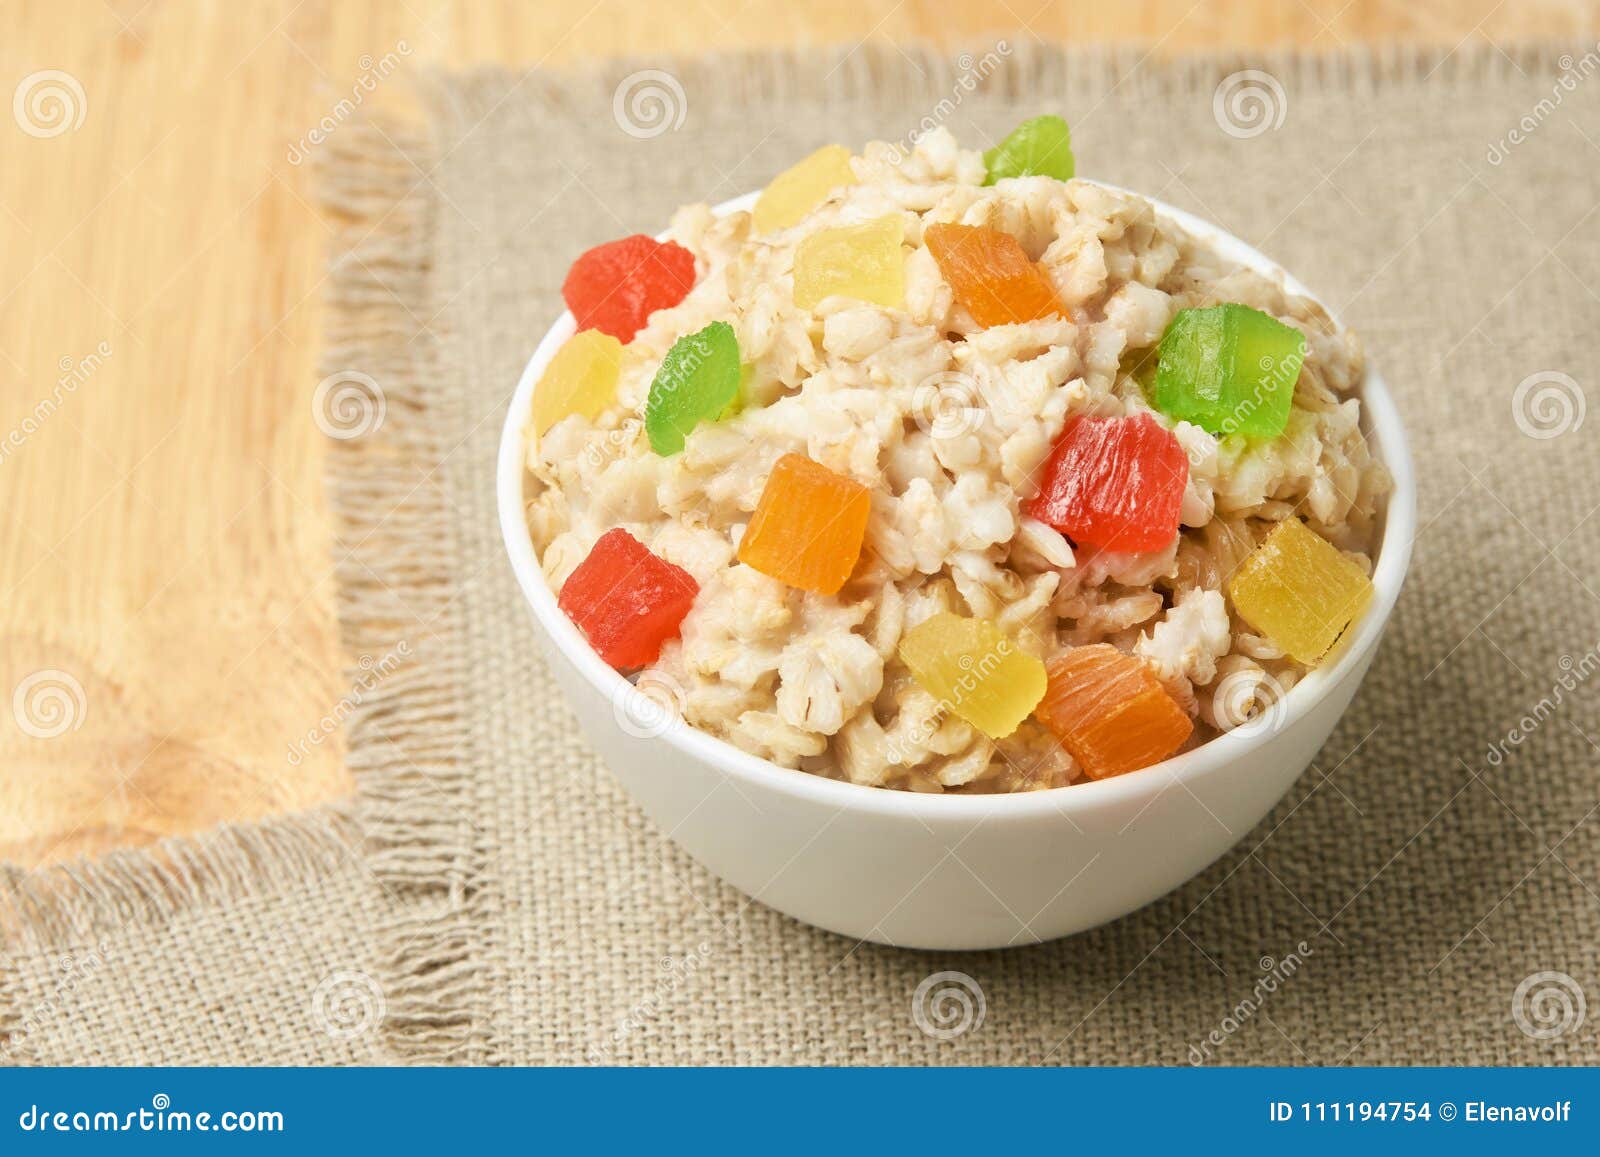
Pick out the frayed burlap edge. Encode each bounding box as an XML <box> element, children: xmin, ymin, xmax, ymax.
<box><xmin>432</xmin><ymin>37</ymin><xmax>1593</xmax><ymax>123</ymax></box>
<box><xmin>0</xmin><ymin>809</ymin><xmax>363</xmax><ymax>1052</ymax></box>
<box><xmin>1</xmin><ymin>116</ymin><xmax>485</xmax><ymax>1066</ymax></box>
<box><xmin>316</xmin><ymin>119</ymin><xmax>488</xmax><ymax>1064</ymax></box>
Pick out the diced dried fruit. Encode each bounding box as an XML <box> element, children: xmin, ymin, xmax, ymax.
<box><xmin>558</xmin><ymin>528</ymin><xmax>699</xmax><ymax>669</ymax></box>
<box><xmin>753</xmin><ymin>144</ymin><xmax>858</xmax><ymax>234</ymax></box>
<box><xmin>793</xmin><ymin>215</ymin><xmax>905</xmax><ymax>309</ymax></box>
<box><xmin>643</xmin><ymin>321</ymin><xmax>741</xmax><ymax>455</ymax></box>
<box><xmin>1034</xmin><ymin>644</ymin><xmax>1193</xmax><ymax>779</ymax></box>
<box><xmin>898</xmin><ymin>613</ymin><xmax>1047</xmax><ymax>739</ymax></box>
<box><xmin>562</xmin><ymin>234</ymin><xmax>697</xmax><ymax>344</ymax></box>
<box><xmin>738</xmin><ymin>454</ymin><xmax>870</xmax><ymax>595</ymax></box>
<box><xmin>1226</xmin><ymin>517</ymin><xmax>1373</xmax><ymax>664</ymax></box>
<box><xmin>924</xmin><ymin>222</ymin><xmax>1065</xmax><ymax>328</ymax></box>
<box><xmin>1025</xmin><ymin>413</ymin><xmax>1188</xmax><ymax>552</ymax></box>
<box><xmin>531</xmin><ymin>330</ymin><xmax>623</xmax><ymax>436</ymax></box>
<box><xmin>983</xmin><ymin>115</ymin><xmax>1075</xmax><ymax>184</ymax></box>
<box><xmin>1153</xmin><ymin>304</ymin><xmax>1307</xmax><ymax>438</ymax></box>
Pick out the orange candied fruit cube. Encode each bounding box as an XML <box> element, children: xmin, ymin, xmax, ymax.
<box><xmin>1034</xmin><ymin>644</ymin><xmax>1193</xmax><ymax>779</ymax></box>
<box><xmin>737</xmin><ymin>453</ymin><xmax>871</xmax><ymax>595</ymax></box>
<box><xmin>923</xmin><ymin>221</ymin><xmax>1066</xmax><ymax>328</ymax></box>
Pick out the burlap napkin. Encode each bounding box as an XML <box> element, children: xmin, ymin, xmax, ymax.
<box><xmin>4</xmin><ymin>42</ymin><xmax>1599</xmax><ymax>1066</ymax></box>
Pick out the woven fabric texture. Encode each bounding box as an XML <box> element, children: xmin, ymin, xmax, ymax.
<box><xmin>4</xmin><ymin>42</ymin><xmax>1599</xmax><ymax>1066</ymax></box>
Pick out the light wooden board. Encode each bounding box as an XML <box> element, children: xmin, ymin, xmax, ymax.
<box><xmin>1</xmin><ymin>0</ymin><xmax>1592</xmax><ymax>866</ymax></box>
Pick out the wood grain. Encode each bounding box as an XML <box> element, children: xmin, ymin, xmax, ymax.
<box><xmin>1</xmin><ymin>0</ymin><xmax>1593</xmax><ymax>867</ymax></box>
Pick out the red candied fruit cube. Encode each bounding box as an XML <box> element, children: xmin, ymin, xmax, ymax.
<box><xmin>557</xmin><ymin>529</ymin><xmax>699</xmax><ymax>669</ymax></box>
<box><xmin>1025</xmin><ymin>413</ymin><xmax>1188</xmax><ymax>553</ymax></box>
<box><xmin>562</xmin><ymin>235</ymin><xmax>697</xmax><ymax>344</ymax></box>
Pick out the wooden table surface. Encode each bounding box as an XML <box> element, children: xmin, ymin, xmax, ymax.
<box><xmin>2</xmin><ymin>0</ymin><xmax>1593</xmax><ymax>868</ymax></box>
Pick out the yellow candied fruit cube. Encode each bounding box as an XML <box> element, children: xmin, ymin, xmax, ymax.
<box><xmin>531</xmin><ymin>330</ymin><xmax>623</xmax><ymax>436</ymax></box>
<box><xmin>753</xmin><ymin>145</ymin><xmax>858</xmax><ymax>234</ymax></box>
<box><xmin>1226</xmin><ymin>518</ymin><xmax>1374</xmax><ymax>665</ymax></box>
<box><xmin>898</xmin><ymin>612</ymin><xmax>1047</xmax><ymax>739</ymax></box>
<box><xmin>792</xmin><ymin>215</ymin><xmax>905</xmax><ymax>310</ymax></box>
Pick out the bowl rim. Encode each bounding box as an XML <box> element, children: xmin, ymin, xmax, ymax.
<box><xmin>495</xmin><ymin>183</ymin><xmax>1417</xmax><ymax>821</ymax></box>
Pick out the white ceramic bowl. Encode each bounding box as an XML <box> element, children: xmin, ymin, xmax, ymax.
<box><xmin>497</xmin><ymin>187</ymin><xmax>1416</xmax><ymax>951</ymax></box>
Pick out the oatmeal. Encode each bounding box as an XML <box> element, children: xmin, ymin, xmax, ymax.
<box><xmin>524</xmin><ymin>121</ymin><xmax>1391</xmax><ymax>793</ymax></box>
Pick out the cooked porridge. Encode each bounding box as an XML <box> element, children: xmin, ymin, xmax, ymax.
<box><xmin>523</xmin><ymin>120</ymin><xmax>1391</xmax><ymax>793</ymax></box>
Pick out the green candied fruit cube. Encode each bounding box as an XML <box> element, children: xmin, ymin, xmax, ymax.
<box><xmin>1152</xmin><ymin>304</ymin><xmax>1307</xmax><ymax>439</ymax></box>
<box><xmin>983</xmin><ymin>115</ymin><xmax>1075</xmax><ymax>185</ymax></box>
<box><xmin>644</xmin><ymin>321</ymin><xmax>741</xmax><ymax>456</ymax></box>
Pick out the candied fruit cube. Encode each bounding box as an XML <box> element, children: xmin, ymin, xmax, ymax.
<box><xmin>1025</xmin><ymin>413</ymin><xmax>1188</xmax><ymax>552</ymax></box>
<box><xmin>793</xmin><ymin>215</ymin><xmax>905</xmax><ymax>310</ymax></box>
<box><xmin>753</xmin><ymin>145</ymin><xmax>858</xmax><ymax>234</ymax></box>
<box><xmin>1226</xmin><ymin>518</ymin><xmax>1373</xmax><ymax>665</ymax></box>
<box><xmin>643</xmin><ymin>321</ymin><xmax>741</xmax><ymax>456</ymax></box>
<box><xmin>557</xmin><ymin>528</ymin><xmax>699</xmax><ymax>670</ymax></box>
<box><xmin>1153</xmin><ymin>304</ymin><xmax>1306</xmax><ymax>439</ymax></box>
<box><xmin>898</xmin><ymin>613</ymin><xmax>1047</xmax><ymax>739</ymax></box>
<box><xmin>1033</xmin><ymin>644</ymin><xmax>1193</xmax><ymax>779</ymax></box>
<box><xmin>562</xmin><ymin>234</ymin><xmax>697</xmax><ymax>344</ymax></box>
<box><xmin>984</xmin><ymin>115</ymin><xmax>1075</xmax><ymax>184</ymax></box>
<box><xmin>737</xmin><ymin>454</ymin><xmax>870</xmax><ymax>595</ymax></box>
<box><xmin>531</xmin><ymin>330</ymin><xmax>623</xmax><ymax>436</ymax></box>
<box><xmin>924</xmin><ymin>222</ymin><xmax>1065</xmax><ymax>328</ymax></box>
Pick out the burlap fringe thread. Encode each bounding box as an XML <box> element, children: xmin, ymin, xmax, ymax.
<box><xmin>441</xmin><ymin>38</ymin><xmax>1591</xmax><ymax>124</ymax></box>
<box><xmin>316</xmin><ymin>121</ymin><xmax>487</xmax><ymax>1065</ymax></box>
